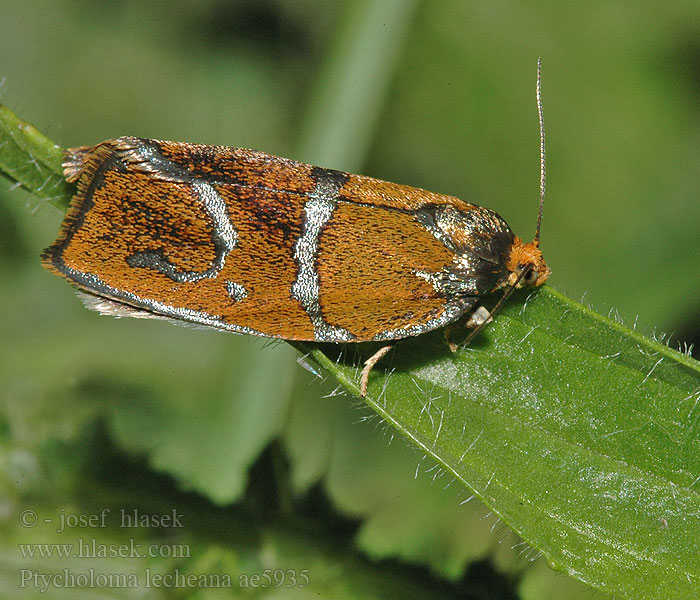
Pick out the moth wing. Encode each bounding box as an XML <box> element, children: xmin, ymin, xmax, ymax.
<box><xmin>43</xmin><ymin>138</ymin><xmax>481</xmax><ymax>342</ymax></box>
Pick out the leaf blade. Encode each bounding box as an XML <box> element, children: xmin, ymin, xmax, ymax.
<box><xmin>310</xmin><ymin>286</ymin><xmax>700</xmax><ymax>598</ymax></box>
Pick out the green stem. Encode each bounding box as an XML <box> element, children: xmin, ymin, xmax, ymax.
<box><xmin>0</xmin><ymin>103</ymin><xmax>71</xmax><ymax>207</ymax></box>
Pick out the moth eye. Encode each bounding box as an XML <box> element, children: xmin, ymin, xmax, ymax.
<box><xmin>523</xmin><ymin>268</ymin><xmax>538</xmax><ymax>285</ymax></box>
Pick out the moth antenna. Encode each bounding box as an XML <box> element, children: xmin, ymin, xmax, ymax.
<box><xmin>464</xmin><ymin>59</ymin><xmax>545</xmax><ymax>346</ymax></box>
<box><xmin>534</xmin><ymin>57</ymin><xmax>546</xmax><ymax>246</ymax></box>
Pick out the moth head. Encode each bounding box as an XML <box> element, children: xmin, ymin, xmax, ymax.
<box><xmin>506</xmin><ymin>236</ymin><xmax>551</xmax><ymax>288</ymax></box>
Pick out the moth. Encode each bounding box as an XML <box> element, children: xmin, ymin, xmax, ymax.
<box><xmin>42</xmin><ymin>63</ymin><xmax>550</xmax><ymax>396</ymax></box>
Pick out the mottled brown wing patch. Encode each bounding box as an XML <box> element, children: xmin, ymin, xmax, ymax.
<box><xmin>43</xmin><ymin>140</ymin><xmax>320</xmax><ymax>339</ymax></box>
<box><xmin>340</xmin><ymin>173</ymin><xmax>478</xmax><ymax>213</ymax></box>
<box><xmin>155</xmin><ymin>140</ymin><xmax>317</xmax><ymax>195</ymax></box>
<box><xmin>317</xmin><ymin>203</ymin><xmax>459</xmax><ymax>339</ymax></box>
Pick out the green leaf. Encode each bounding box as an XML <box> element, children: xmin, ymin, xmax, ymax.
<box><xmin>306</xmin><ymin>286</ymin><xmax>700</xmax><ymax>599</ymax></box>
<box><xmin>108</xmin><ymin>336</ymin><xmax>299</xmax><ymax>505</ymax></box>
<box><xmin>0</xmin><ymin>481</ymin><xmax>463</xmax><ymax>600</ymax></box>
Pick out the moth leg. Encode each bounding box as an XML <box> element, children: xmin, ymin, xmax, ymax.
<box><xmin>461</xmin><ymin>305</ymin><xmax>496</xmax><ymax>346</ymax></box>
<box><xmin>466</xmin><ymin>305</ymin><xmax>493</xmax><ymax>329</ymax></box>
<box><xmin>360</xmin><ymin>345</ymin><xmax>393</xmax><ymax>397</ymax></box>
<box><xmin>446</xmin><ymin>306</ymin><xmax>494</xmax><ymax>351</ymax></box>
<box><xmin>444</xmin><ymin>325</ymin><xmax>458</xmax><ymax>353</ymax></box>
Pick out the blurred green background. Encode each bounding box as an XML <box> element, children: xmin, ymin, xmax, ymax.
<box><xmin>1</xmin><ymin>1</ymin><xmax>699</xmax><ymax>598</ymax></box>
